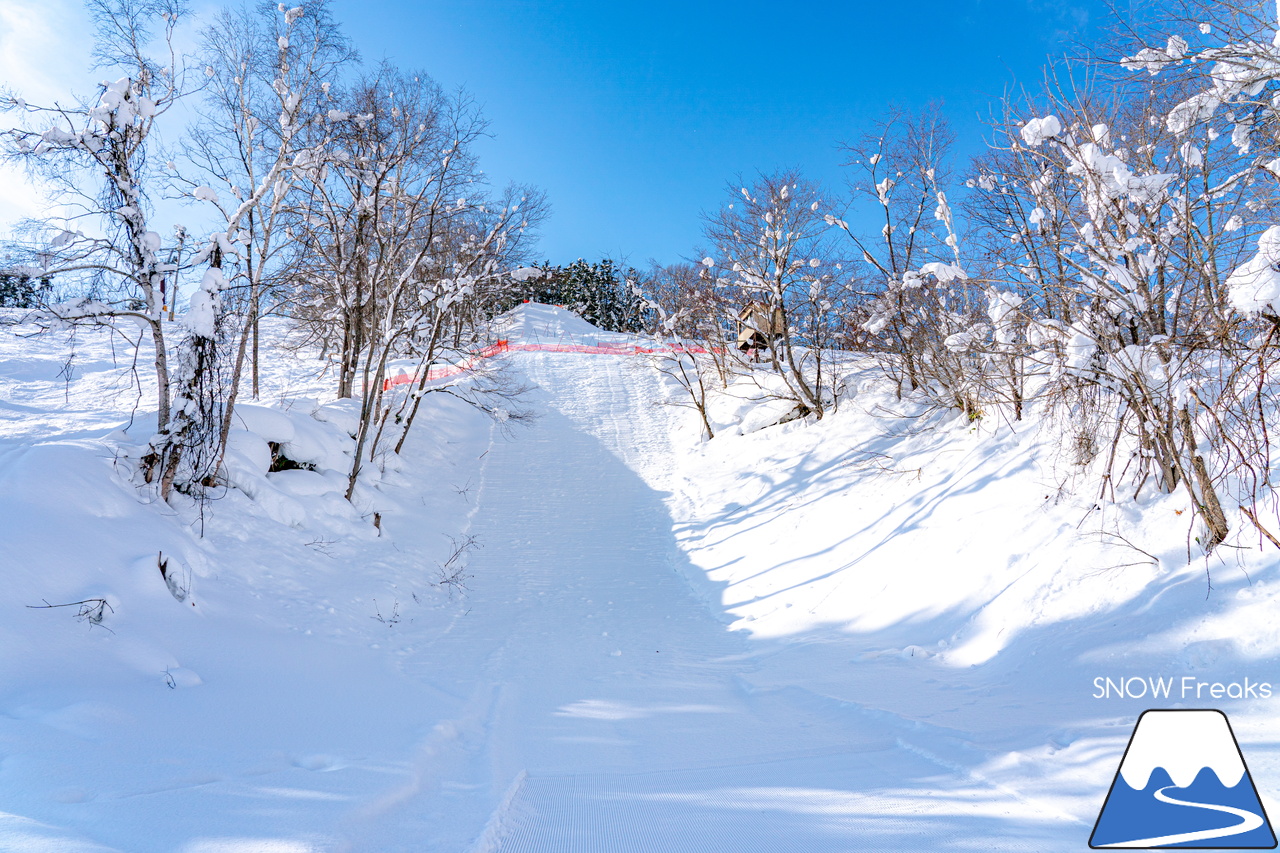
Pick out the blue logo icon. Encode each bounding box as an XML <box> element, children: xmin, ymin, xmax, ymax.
<box><xmin>1091</xmin><ymin>709</ymin><xmax>1276</xmax><ymax>848</ymax></box>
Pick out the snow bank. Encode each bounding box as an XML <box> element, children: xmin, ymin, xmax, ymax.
<box><xmin>490</xmin><ymin>301</ymin><xmax>636</xmax><ymax>346</ymax></box>
<box><xmin>701</xmin><ymin>373</ymin><xmax>806</xmax><ymax>435</ymax></box>
<box><xmin>215</xmin><ymin>401</ymin><xmax>356</xmax><ymax>527</ymax></box>
<box><xmin>0</xmin><ymin>315</ymin><xmax>497</xmax><ymax>851</ymax></box>
<box><xmin>231</xmin><ymin>403</ymin><xmax>297</xmax><ymax>443</ymax></box>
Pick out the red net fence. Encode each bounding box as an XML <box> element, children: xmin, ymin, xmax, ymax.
<box><xmin>382</xmin><ymin>340</ymin><xmax>724</xmax><ymax>391</ymax></box>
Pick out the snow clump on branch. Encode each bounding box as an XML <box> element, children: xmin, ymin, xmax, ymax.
<box><xmin>1019</xmin><ymin>115</ymin><xmax>1061</xmax><ymax>147</ymax></box>
<box><xmin>1227</xmin><ymin>226</ymin><xmax>1280</xmax><ymax>315</ymax></box>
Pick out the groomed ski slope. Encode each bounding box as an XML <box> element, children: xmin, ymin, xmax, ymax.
<box><xmin>445</xmin><ymin>331</ymin><xmax>1072</xmax><ymax>853</ymax></box>
<box><xmin>2</xmin><ymin>303</ymin><xmax>1279</xmax><ymax>851</ymax></box>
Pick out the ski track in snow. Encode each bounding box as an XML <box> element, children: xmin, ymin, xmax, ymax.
<box><xmin>340</xmin><ymin>349</ymin><xmax>1079</xmax><ymax>851</ymax></box>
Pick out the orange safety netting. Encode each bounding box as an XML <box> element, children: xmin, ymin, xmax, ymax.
<box><xmin>381</xmin><ymin>339</ymin><xmax>723</xmax><ymax>391</ymax></box>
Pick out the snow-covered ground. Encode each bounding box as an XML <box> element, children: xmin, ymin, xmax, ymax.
<box><xmin>2</xmin><ymin>303</ymin><xmax>1279</xmax><ymax>852</ymax></box>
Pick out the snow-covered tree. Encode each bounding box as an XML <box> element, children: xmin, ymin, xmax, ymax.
<box><xmin>967</xmin><ymin>49</ymin><xmax>1265</xmax><ymax>547</ymax></box>
<box><xmin>2</xmin><ymin>0</ymin><xmax>185</xmax><ymax>414</ymax></box>
<box><xmin>836</xmin><ymin>108</ymin><xmax>982</xmax><ymax>417</ymax></box>
<box><xmin>1102</xmin><ymin>0</ymin><xmax>1280</xmax><ymax>547</ymax></box>
<box><xmin>643</xmin><ymin>260</ymin><xmax>741</xmax><ymax>439</ymax></box>
<box><xmin>2</xmin><ymin>0</ymin><xmax>193</xmax><ymax>491</ymax></box>
<box><xmin>702</xmin><ymin>170</ymin><xmax>846</xmax><ymax>418</ymax></box>
<box><xmin>151</xmin><ymin>2</ymin><xmax>354</xmax><ymax>501</ymax></box>
<box><xmin>189</xmin><ymin>0</ymin><xmax>354</xmax><ymax>401</ymax></box>
<box><xmin>288</xmin><ymin>64</ymin><xmax>545</xmax><ymax>497</ymax></box>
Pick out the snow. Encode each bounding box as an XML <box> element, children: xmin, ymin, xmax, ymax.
<box><xmin>1020</xmin><ymin>115</ymin><xmax>1061</xmax><ymax>146</ymax></box>
<box><xmin>232</xmin><ymin>403</ymin><xmax>296</xmax><ymax>443</ymax></box>
<box><xmin>224</xmin><ymin>427</ymin><xmax>273</xmax><ymax>474</ymax></box>
<box><xmin>1233</xmin><ymin>119</ymin><xmax>1253</xmax><ymax>154</ymax></box>
<box><xmin>277</xmin><ymin>410</ymin><xmax>351</xmax><ymax>471</ymax></box>
<box><xmin>701</xmin><ymin>373</ymin><xmax>802</xmax><ymax>436</ymax></box>
<box><xmin>1227</xmin><ymin>225</ymin><xmax>1280</xmax><ymax>314</ymax></box>
<box><xmin>987</xmin><ymin>289</ymin><xmax>1023</xmax><ymax>346</ymax></box>
<box><xmin>1123</xmin><ymin>47</ymin><xmax>1174</xmax><ymax>74</ymax></box>
<box><xmin>507</xmin><ymin>266</ymin><xmax>543</xmax><ymax>282</ymax></box>
<box><xmin>1064</xmin><ymin>142</ymin><xmax>1174</xmax><ymax>208</ymax></box>
<box><xmin>186</xmin><ymin>267</ymin><xmax>225</xmax><ymax>337</ymax></box>
<box><xmin>919</xmin><ymin>261</ymin><xmax>966</xmax><ymax>282</ymax></box>
<box><xmin>2</xmin><ymin>304</ymin><xmax>1280</xmax><ymax>851</ymax></box>
<box><xmin>875</xmin><ymin>176</ymin><xmax>894</xmax><ymax>203</ymax></box>
<box><xmin>1168</xmin><ymin>91</ymin><xmax>1221</xmax><ymax>135</ymax></box>
<box><xmin>311</xmin><ymin>400</ymin><xmax>360</xmax><ymax>437</ymax></box>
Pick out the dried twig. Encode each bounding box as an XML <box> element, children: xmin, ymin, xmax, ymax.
<box><xmin>1239</xmin><ymin>504</ymin><xmax>1280</xmax><ymax>551</ymax></box>
<box><xmin>26</xmin><ymin>597</ymin><xmax>114</xmax><ymax>630</ymax></box>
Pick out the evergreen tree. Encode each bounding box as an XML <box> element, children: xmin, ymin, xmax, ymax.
<box><xmin>0</xmin><ymin>272</ymin><xmax>51</xmax><ymax>308</ymax></box>
<box><xmin>516</xmin><ymin>257</ymin><xmax>649</xmax><ymax>332</ymax></box>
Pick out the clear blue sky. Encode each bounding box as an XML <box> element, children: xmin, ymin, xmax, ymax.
<box><xmin>331</xmin><ymin>1</ymin><xmax>1112</xmax><ymax>267</ymax></box>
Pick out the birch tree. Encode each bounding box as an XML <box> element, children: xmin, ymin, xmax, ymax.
<box><xmin>155</xmin><ymin>2</ymin><xmax>353</xmax><ymax>500</ymax></box>
<box><xmin>2</xmin><ymin>0</ymin><xmax>189</xmax><ymax>449</ymax></box>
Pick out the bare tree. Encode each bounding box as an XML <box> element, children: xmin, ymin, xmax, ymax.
<box><xmin>835</xmin><ymin>108</ymin><xmax>982</xmax><ymax>417</ymax></box>
<box><xmin>702</xmin><ymin>169</ymin><xmax>846</xmax><ymax>419</ymax></box>
<box><xmin>288</xmin><ymin>65</ymin><xmax>545</xmax><ymax>498</ymax></box>
<box><xmin>189</xmin><ymin>0</ymin><xmax>355</xmax><ymax>401</ymax></box>
<box><xmin>643</xmin><ymin>260</ymin><xmax>740</xmax><ymax>439</ymax></box>
<box><xmin>2</xmin><ymin>0</ymin><xmax>189</xmax><ymax>446</ymax></box>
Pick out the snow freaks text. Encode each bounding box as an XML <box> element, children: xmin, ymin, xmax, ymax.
<box><xmin>1093</xmin><ymin>677</ymin><xmax>1273</xmax><ymax>701</ymax></box>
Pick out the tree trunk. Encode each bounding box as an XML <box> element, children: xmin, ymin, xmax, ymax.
<box><xmin>149</xmin><ymin>317</ymin><xmax>171</xmax><ymax>433</ymax></box>
<box><xmin>1179</xmin><ymin>405</ymin><xmax>1229</xmax><ymax>550</ymax></box>
<box><xmin>251</xmin><ymin>304</ymin><xmax>260</xmax><ymax>400</ymax></box>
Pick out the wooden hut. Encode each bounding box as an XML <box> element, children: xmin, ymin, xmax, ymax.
<box><xmin>735</xmin><ymin>302</ymin><xmax>784</xmax><ymax>353</ymax></box>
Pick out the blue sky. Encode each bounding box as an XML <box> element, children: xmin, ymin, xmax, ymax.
<box><xmin>0</xmin><ymin>0</ymin><xmax>1118</xmax><ymax>267</ymax></box>
<box><xmin>330</xmin><ymin>0</ymin><xmax>1113</xmax><ymax>268</ymax></box>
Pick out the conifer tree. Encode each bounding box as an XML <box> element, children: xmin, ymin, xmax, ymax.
<box><xmin>515</xmin><ymin>257</ymin><xmax>648</xmax><ymax>332</ymax></box>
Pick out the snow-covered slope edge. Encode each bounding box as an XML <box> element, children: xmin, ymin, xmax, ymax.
<box><xmin>0</xmin><ymin>313</ymin><xmax>501</xmax><ymax>852</ymax></box>
<box><xmin>655</xmin><ymin>359</ymin><xmax>1280</xmax><ymax>827</ymax></box>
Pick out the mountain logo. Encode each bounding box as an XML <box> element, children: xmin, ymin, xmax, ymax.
<box><xmin>1090</xmin><ymin>709</ymin><xmax>1277</xmax><ymax>848</ymax></box>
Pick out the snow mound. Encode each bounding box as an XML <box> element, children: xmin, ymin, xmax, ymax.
<box><xmin>231</xmin><ymin>404</ymin><xmax>296</xmax><ymax>444</ymax></box>
<box><xmin>491</xmin><ymin>301</ymin><xmax>634</xmax><ymax>346</ymax></box>
<box><xmin>701</xmin><ymin>374</ymin><xmax>807</xmax><ymax>436</ymax></box>
<box><xmin>217</xmin><ymin>402</ymin><xmax>359</xmax><ymax>528</ymax></box>
<box><xmin>312</xmin><ymin>398</ymin><xmax>361</xmax><ymax>437</ymax></box>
